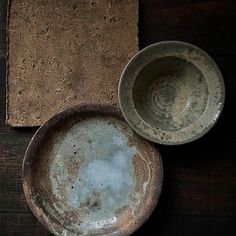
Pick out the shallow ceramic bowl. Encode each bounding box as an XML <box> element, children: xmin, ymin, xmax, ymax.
<box><xmin>23</xmin><ymin>104</ymin><xmax>163</xmax><ymax>236</ymax></box>
<box><xmin>119</xmin><ymin>41</ymin><xmax>225</xmax><ymax>145</ymax></box>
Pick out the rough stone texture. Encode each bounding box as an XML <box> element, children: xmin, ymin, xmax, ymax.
<box><xmin>6</xmin><ymin>0</ymin><xmax>138</xmax><ymax>126</ymax></box>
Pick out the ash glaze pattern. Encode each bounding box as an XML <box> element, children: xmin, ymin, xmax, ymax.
<box><xmin>49</xmin><ymin>119</ymin><xmax>137</xmax><ymax>231</ymax></box>
<box><xmin>23</xmin><ymin>105</ymin><xmax>163</xmax><ymax>236</ymax></box>
<box><xmin>135</xmin><ymin>56</ymin><xmax>208</xmax><ymax>132</ymax></box>
<box><xmin>119</xmin><ymin>41</ymin><xmax>225</xmax><ymax>144</ymax></box>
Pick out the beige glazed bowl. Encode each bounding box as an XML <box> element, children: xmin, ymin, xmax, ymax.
<box><xmin>119</xmin><ymin>41</ymin><xmax>225</xmax><ymax>145</ymax></box>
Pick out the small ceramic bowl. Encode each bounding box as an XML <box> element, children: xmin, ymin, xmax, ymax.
<box><xmin>23</xmin><ymin>104</ymin><xmax>163</xmax><ymax>236</ymax></box>
<box><xmin>119</xmin><ymin>41</ymin><xmax>225</xmax><ymax>145</ymax></box>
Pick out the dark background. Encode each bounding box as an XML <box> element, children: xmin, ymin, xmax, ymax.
<box><xmin>1</xmin><ymin>0</ymin><xmax>236</xmax><ymax>235</ymax></box>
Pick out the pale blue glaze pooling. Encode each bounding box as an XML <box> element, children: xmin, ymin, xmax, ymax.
<box><xmin>49</xmin><ymin>117</ymin><xmax>138</xmax><ymax>233</ymax></box>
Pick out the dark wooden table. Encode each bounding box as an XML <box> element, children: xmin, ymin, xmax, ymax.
<box><xmin>1</xmin><ymin>0</ymin><xmax>236</xmax><ymax>235</ymax></box>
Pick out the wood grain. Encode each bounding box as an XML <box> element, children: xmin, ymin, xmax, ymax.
<box><xmin>0</xmin><ymin>213</ymin><xmax>51</xmax><ymax>236</ymax></box>
<box><xmin>0</xmin><ymin>133</ymin><xmax>33</xmax><ymax>212</ymax></box>
<box><xmin>139</xmin><ymin>0</ymin><xmax>236</xmax><ymax>55</ymax></box>
<box><xmin>0</xmin><ymin>0</ymin><xmax>7</xmax><ymax>57</ymax></box>
<box><xmin>1</xmin><ymin>213</ymin><xmax>236</xmax><ymax>236</ymax></box>
<box><xmin>1</xmin><ymin>0</ymin><xmax>236</xmax><ymax>235</ymax></box>
<box><xmin>134</xmin><ymin>214</ymin><xmax>236</xmax><ymax>236</ymax></box>
<box><xmin>1</xmin><ymin>118</ymin><xmax>236</xmax><ymax>216</ymax></box>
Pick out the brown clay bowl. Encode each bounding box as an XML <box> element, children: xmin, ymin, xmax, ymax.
<box><xmin>119</xmin><ymin>41</ymin><xmax>225</xmax><ymax>145</ymax></box>
<box><xmin>23</xmin><ymin>104</ymin><xmax>163</xmax><ymax>236</ymax></box>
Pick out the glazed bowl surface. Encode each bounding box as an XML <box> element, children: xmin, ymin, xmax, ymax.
<box><xmin>23</xmin><ymin>104</ymin><xmax>163</xmax><ymax>236</ymax></box>
<box><xmin>119</xmin><ymin>41</ymin><xmax>225</xmax><ymax>145</ymax></box>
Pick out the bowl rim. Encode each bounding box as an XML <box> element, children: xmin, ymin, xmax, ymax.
<box><xmin>118</xmin><ymin>40</ymin><xmax>225</xmax><ymax>145</ymax></box>
<box><xmin>22</xmin><ymin>103</ymin><xmax>163</xmax><ymax>236</ymax></box>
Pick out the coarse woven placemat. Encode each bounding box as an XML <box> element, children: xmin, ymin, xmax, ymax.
<box><xmin>6</xmin><ymin>0</ymin><xmax>138</xmax><ymax>126</ymax></box>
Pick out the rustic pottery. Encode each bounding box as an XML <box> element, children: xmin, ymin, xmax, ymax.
<box><xmin>23</xmin><ymin>104</ymin><xmax>163</xmax><ymax>236</ymax></box>
<box><xmin>119</xmin><ymin>41</ymin><xmax>225</xmax><ymax>145</ymax></box>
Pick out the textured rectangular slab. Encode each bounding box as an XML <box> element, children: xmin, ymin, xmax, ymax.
<box><xmin>6</xmin><ymin>0</ymin><xmax>138</xmax><ymax>126</ymax></box>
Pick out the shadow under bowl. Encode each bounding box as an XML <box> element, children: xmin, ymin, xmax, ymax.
<box><xmin>119</xmin><ymin>41</ymin><xmax>225</xmax><ymax>145</ymax></box>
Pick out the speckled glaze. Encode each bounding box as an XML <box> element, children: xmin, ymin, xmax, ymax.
<box><xmin>119</xmin><ymin>41</ymin><xmax>225</xmax><ymax>145</ymax></box>
<box><xmin>23</xmin><ymin>104</ymin><xmax>163</xmax><ymax>236</ymax></box>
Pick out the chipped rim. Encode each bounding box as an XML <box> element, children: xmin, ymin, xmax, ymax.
<box><xmin>118</xmin><ymin>40</ymin><xmax>225</xmax><ymax>145</ymax></box>
<box><xmin>22</xmin><ymin>103</ymin><xmax>163</xmax><ymax>236</ymax></box>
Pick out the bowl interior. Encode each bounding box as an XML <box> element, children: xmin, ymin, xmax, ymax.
<box><xmin>23</xmin><ymin>107</ymin><xmax>162</xmax><ymax>236</ymax></box>
<box><xmin>133</xmin><ymin>56</ymin><xmax>208</xmax><ymax>132</ymax></box>
<box><xmin>119</xmin><ymin>41</ymin><xmax>225</xmax><ymax>144</ymax></box>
